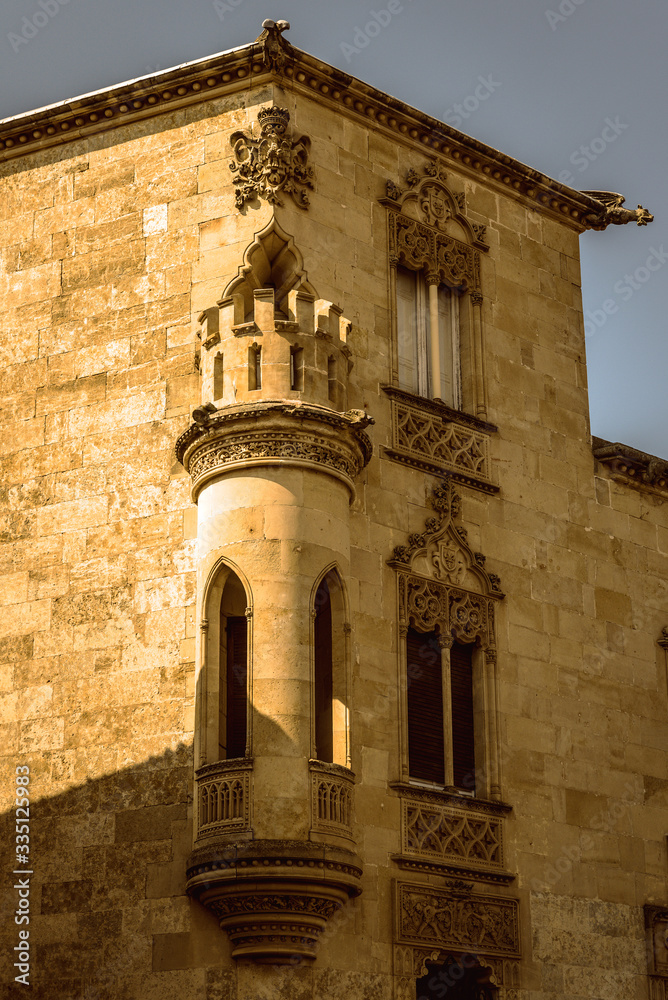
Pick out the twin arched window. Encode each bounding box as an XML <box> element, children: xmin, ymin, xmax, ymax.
<box><xmin>406</xmin><ymin>627</ymin><xmax>476</xmax><ymax>792</ymax></box>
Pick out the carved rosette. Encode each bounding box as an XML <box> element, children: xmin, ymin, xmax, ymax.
<box><xmin>175</xmin><ymin>400</ymin><xmax>373</xmax><ymax>502</ymax></box>
<box><xmin>229</xmin><ymin>105</ymin><xmax>314</xmax><ymax>210</ymax></box>
<box><xmin>186</xmin><ymin>841</ymin><xmax>362</xmax><ymax>963</ymax></box>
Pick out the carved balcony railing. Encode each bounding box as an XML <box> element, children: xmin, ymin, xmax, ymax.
<box><xmin>195</xmin><ymin>759</ymin><xmax>252</xmax><ymax>841</ymax></box>
<box><xmin>391</xmin><ymin>785</ymin><xmax>513</xmax><ymax>884</ymax></box>
<box><xmin>310</xmin><ymin>760</ymin><xmax>355</xmax><ymax>838</ymax></box>
<box><xmin>382</xmin><ymin>386</ymin><xmax>497</xmax><ymax>493</ymax></box>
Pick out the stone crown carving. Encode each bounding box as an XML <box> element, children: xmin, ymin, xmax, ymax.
<box><xmin>229</xmin><ymin>106</ymin><xmax>314</xmax><ymax>210</ymax></box>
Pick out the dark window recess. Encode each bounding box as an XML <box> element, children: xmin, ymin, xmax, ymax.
<box><xmin>314</xmin><ymin>580</ymin><xmax>333</xmax><ymax>762</ymax></box>
<box><xmin>416</xmin><ymin>959</ymin><xmax>495</xmax><ymax>999</ymax></box>
<box><xmin>226</xmin><ymin>616</ymin><xmax>247</xmax><ymax>759</ymax></box>
<box><xmin>407</xmin><ymin>627</ymin><xmax>444</xmax><ymax>784</ymax></box>
<box><xmin>450</xmin><ymin>641</ymin><xmax>475</xmax><ymax>791</ymax></box>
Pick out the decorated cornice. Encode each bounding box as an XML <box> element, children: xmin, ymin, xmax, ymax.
<box><xmin>175</xmin><ymin>399</ymin><xmax>373</xmax><ymax>502</ymax></box>
<box><xmin>0</xmin><ymin>21</ymin><xmax>650</xmax><ymax>232</ymax></box>
<box><xmin>593</xmin><ymin>436</ymin><xmax>668</xmax><ymax>496</ymax></box>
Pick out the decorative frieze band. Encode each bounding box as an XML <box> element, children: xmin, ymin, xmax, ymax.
<box><xmin>396</xmin><ymin>881</ymin><xmax>520</xmax><ymax>958</ymax></box>
<box><xmin>176</xmin><ymin>401</ymin><xmax>373</xmax><ymax>501</ymax></box>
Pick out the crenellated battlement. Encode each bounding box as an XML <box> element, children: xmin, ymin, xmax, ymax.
<box><xmin>198</xmin><ymin>287</ymin><xmax>352</xmax><ymax>410</ymax></box>
<box><xmin>196</xmin><ymin>219</ymin><xmax>354</xmax><ymax>412</ymax></box>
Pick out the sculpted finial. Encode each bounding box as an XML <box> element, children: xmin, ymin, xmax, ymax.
<box><xmin>256</xmin><ymin>19</ymin><xmax>291</xmax><ymax>73</ymax></box>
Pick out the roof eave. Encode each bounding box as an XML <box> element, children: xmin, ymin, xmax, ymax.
<box><xmin>0</xmin><ymin>25</ymin><xmax>651</xmax><ymax>233</ymax></box>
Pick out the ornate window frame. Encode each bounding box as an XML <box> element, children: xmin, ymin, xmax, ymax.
<box><xmin>381</xmin><ymin>163</ymin><xmax>496</xmax><ymax>493</ymax></box>
<box><xmin>388</xmin><ymin>478</ymin><xmax>503</xmax><ymax>802</ymax></box>
<box><xmin>382</xmin><ymin>160</ymin><xmax>488</xmax><ymax>420</ymax></box>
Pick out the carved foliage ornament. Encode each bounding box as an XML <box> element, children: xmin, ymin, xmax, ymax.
<box><xmin>385</xmin><ymin>160</ymin><xmax>488</xmax><ymax>250</ymax></box>
<box><xmin>389</xmin><ymin>212</ymin><xmax>480</xmax><ymax>290</ymax></box>
<box><xmin>390</xmin><ymin>478</ymin><xmax>502</xmax><ymax>598</ymax></box>
<box><xmin>229</xmin><ymin>106</ymin><xmax>314</xmax><ymax>210</ymax></box>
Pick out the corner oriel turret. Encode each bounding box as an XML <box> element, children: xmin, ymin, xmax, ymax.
<box><xmin>177</xmin><ymin>214</ymin><xmax>371</xmax><ymax>962</ymax></box>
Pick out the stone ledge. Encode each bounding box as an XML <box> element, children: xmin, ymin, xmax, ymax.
<box><xmin>593</xmin><ymin>436</ymin><xmax>668</xmax><ymax>496</ymax></box>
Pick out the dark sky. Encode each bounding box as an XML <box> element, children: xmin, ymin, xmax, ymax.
<box><xmin>1</xmin><ymin>0</ymin><xmax>665</xmax><ymax>456</ymax></box>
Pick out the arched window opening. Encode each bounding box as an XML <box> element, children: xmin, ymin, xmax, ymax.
<box><xmin>416</xmin><ymin>957</ymin><xmax>496</xmax><ymax>999</ymax></box>
<box><xmin>219</xmin><ymin>573</ymin><xmax>248</xmax><ymax>760</ymax></box>
<box><xmin>312</xmin><ymin>569</ymin><xmax>349</xmax><ymax>767</ymax></box>
<box><xmin>314</xmin><ymin>578</ymin><xmax>333</xmax><ymax>763</ymax></box>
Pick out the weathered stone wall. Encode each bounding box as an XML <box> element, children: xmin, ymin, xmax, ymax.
<box><xmin>0</xmin><ymin>63</ymin><xmax>666</xmax><ymax>1000</ymax></box>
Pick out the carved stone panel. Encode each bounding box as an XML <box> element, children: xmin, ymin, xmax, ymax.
<box><xmin>384</xmin><ymin>161</ymin><xmax>489</xmax><ymax>250</ymax></box>
<box><xmin>389</xmin><ymin>395</ymin><xmax>494</xmax><ymax>490</ymax></box>
<box><xmin>397</xmin><ymin>881</ymin><xmax>520</xmax><ymax>958</ymax></box>
<box><xmin>388</xmin><ymin>211</ymin><xmax>479</xmax><ymax>290</ymax></box>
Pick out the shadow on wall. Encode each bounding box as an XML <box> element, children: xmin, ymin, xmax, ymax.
<box><xmin>1</xmin><ymin>742</ymin><xmax>235</xmax><ymax>999</ymax></box>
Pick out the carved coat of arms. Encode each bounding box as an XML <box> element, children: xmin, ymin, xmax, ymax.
<box><xmin>229</xmin><ymin>106</ymin><xmax>314</xmax><ymax>210</ymax></box>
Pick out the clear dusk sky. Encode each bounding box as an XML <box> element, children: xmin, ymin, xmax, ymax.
<box><xmin>1</xmin><ymin>0</ymin><xmax>665</xmax><ymax>457</ymax></box>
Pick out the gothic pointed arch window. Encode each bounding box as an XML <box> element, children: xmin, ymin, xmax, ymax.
<box><xmin>311</xmin><ymin>566</ymin><xmax>351</xmax><ymax>768</ymax></box>
<box><xmin>197</xmin><ymin>560</ymin><xmax>252</xmax><ymax>768</ymax></box>
<box><xmin>382</xmin><ymin>160</ymin><xmax>489</xmax><ymax>421</ymax></box>
<box><xmin>389</xmin><ymin>478</ymin><xmax>503</xmax><ymax>800</ymax></box>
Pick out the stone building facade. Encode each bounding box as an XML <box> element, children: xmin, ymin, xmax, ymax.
<box><xmin>1</xmin><ymin>19</ymin><xmax>667</xmax><ymax>1000</ymax></box>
